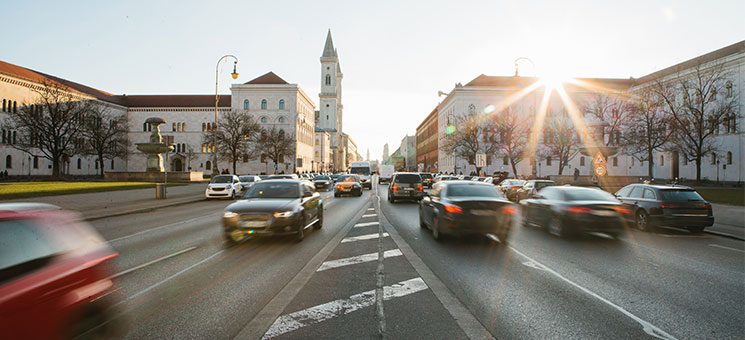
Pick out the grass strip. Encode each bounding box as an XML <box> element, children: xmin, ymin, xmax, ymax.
<box><xmin>0</xmin><ymin>182</ymin><xmax>186</xmax><ymax>200</ymax></box>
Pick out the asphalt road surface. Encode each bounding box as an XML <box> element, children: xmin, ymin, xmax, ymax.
<box><xmin>89</xmin><ymin>182</ymin><xmax>744</xmax><ymax>339</ymax></box>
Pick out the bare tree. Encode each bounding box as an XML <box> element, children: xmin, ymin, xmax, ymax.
<box><xmin>441</xmin><ymin>111</ymin><xmax>498</xmax><ymax>174</ymax></box>
<box><xmin>1</xmin><ymin>80</ymin><xmax>94</xmax><ymax>178</ymax></box>
<box><xmin>622</xmin><ymin>87</ymin><xmax>674</xmax><ymax>178</ymax></box>
<box><xmin>584</xmin><ymin>92</ymin><xmax>630</xmax><ymax>146</ymax></box>
<box><xmin>543</xmin><ymin>110</ymin><xmax>578</xmax><ymax>175</ymax></box>
<box><xmin>255</xmin><ymin>127</ymin><xmax>296</xmax><ymax>174</ymax></box>
<box><xmin>653</xmin><ymin>63</ymin><xmax>738</xmax><ymax>183</ymax></box>
<box><xmin>493</xmin><ymin>107</ymin><xmax>529</xmax><ymax>177</ymax></box>
<box><xmin>79</xmin><ymin>104</ymin><xmax>128</xmax><ymax>177</ymax></box>
<box><xmin>203</xmin><ymin>110</ymin><xmax>261</xmax><ymax>174</ymax></box>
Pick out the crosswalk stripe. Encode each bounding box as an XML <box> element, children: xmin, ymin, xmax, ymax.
<box><xmin>362</xmin><ymin>213</ymin><xmax>377</xmax><ymax>218</ymax></box>
<box><xmin>341</xmin><ymin>232</ymin><xmax>389</xmax><ymax>243</ymax></box>
<box><xmin>317</xmin><ymin>249</ymin><xmax>402</xmax><ymax>272</ymax></box>
<box><xmin>262</xmin><ymin>278</ymin><xmax>428</xmax><ymax>339</ymax></box>
<box><xmin>366</xmin><ymin>207</ymin><xmax>375</xmax><ymax>211</ymax></box>
<box><xmin>354</xmin><ymin>222</ymin><xmax>379</xmax><ymax>228</ymax></box>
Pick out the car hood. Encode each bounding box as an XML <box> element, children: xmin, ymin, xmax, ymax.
<box><xmin>226</xmin><ymin>198</ymin><xmax>298</xmax><ymax>213</ymax></box>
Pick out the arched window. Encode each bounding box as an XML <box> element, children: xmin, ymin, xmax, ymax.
<box><xmin>13</xmin><ymin>101</ymin><xmax>17</xmax><ymax>113</ymax></box>
<box><xmin>244</xmin><ymin>99</ymin><xmax>249</xmax><ymax>110</ymax></box>
<box><xmin>2</xmin><ymin>99</ymin><xmax>5</xmax><ymax>112</ymax></box>
<box><xmin>12</xmin><ymin>131</ymin><xmax>15</xmax><ymax>144</ymax></box>
<box><xmin>545</xmin><ymin>157</ymin><xmax>552</xmax><ymax>166</ymax></box>
<box><xmin>260</xmin><ymin>117</ymin><xmax>268</xmax><ymax>123</ymax></box>
<box><xmin>172</xmin><ymin>123</ymin><xmax>176</xmax><ymax>131</ymax></box>
<box><xmin>205</xmin><ymin>160</ymin><xmax>211</xmax><ymax>170</ymax></box>
<box><xmin>5</xmin><ymin>155</ymin><xmax>11</xmax><ymax>168</ymax></box>
<box><xmin>143</xmin><ymin>123</ymin><xmax>147</xmax><ymax>132</ymax></box>
<box><xmin>279</xmin><ymin>99</ymin><xmax>285</xmax><ymax>110</ymax></box>
<box><xmin>503</xmin><ymin>156</ymin><xmax>509</xmax><ymax>165</ymax></box>
<box><xmin>612</xmin><ymin>157</ymin><xmax>618</xmax><ymax>167</ymax></box>
<box><xmin>33</xmin><ymin>156</ymin><xmax>38</xmax><ymax>169</ymax></box>
<box><xmin>468</xmin><ymin>104</ymin><xmax>476</xmax><ymax>114</ymax></box>
<box><xmin>95</xmin><ymin>159</ymin><xmax>99</xmax><ymax>169</ymax></box>
<box><xmin>315</xmin><ymin>139</ymin><xmax>319</xmax><ymax>145</ymax></box>
<box><xmin>580</xmin><ymin>157</ymin><xmax>585</xmax><ymax>166</ymax></box>
<box><xmin>77</xmin><ymin>158</ymin><xmax>81</xmax><ymax>169</ymax></box>
<box><xmin>727</xmin><ymin>152</ymin><xmax>732</xmax><ymax>165</ymax></box>
<box><xmin>315</xmin><ymin>151</ymin><xmax>319</xmax><ymax>157</ymax></box>
<box><xmin>278</xmin><ymin>129</ymin><xmax>285</xmax><ymax>140</ymax></box>
<box><xmin>148</xmin><ymin>123</ymin><xmax>152</xmax><ymax>132</ymax></box>
<box><xmin>325</xmin><ymin>74</ymin><xmax>331</xmax><ymax>85</ymax></box>
<box><xmin>660</xmin><ymin>154</ymin><xmax>664</xmax><ymax>166</ymax></box>
<box><xmin>711</xmin><ymin>153</ymin><xmax>717</xmax><ymax>165</ymax></box>
<box><xmin>726</xmin><ymin>81</ymin><xmax>733</xmax><ymax>98</ymax></box>
<box><xmin>176</xmin><ymin>144</ymin><xmax>181</xmax><ymax>153</ymax></box>
<box><xmin>261</xmin><ymin>99</ymin><xmax>267</xmax><ymax>110</ymax></box>
<box><xmin>278</xmin><ymin>117</ymin><xmax>285</xmax><ymax>124</ymax></box>
<box><xmin>207</xmin><ymin>123</ymin><xmax>211</xmax><ymax>131</ymax></box>
<box><xmin>182</xmin><ymin>123</ymin><xmax>186</xmax><ymax>131</ymax></box>
<box><xmin>202</xmin><ymin>123</ymin><xmax>206</xmax><ymax>131</ymax></box>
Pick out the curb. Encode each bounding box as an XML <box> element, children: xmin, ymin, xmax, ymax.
<box><xmin>705</xmin><ymin>230</ymin><xmax>745</xmax><ymax>242</ymax></box>
<box><xmin>84</xmin><ymin>197</ymin><xmax>206</xmax><ymax>221</ymax></box>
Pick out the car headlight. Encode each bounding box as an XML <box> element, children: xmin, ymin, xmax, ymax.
<box><xmin>273</xmin><ymin>211</ymin><xmax>294</xmax><ymax>218</ymax></box>
<box><xmin>223</xmin><ymin>211</ymin><xmax>239</xmax><ymax>219</ymax></box>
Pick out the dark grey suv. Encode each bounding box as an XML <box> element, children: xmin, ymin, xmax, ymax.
<box><xmin>387</xmin><ymin>172</ymin><xmax>424</xmax><ymax>203</ymax></box>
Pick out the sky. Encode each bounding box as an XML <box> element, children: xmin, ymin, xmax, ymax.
<box><xmin>3</xmin><ymin>0</ymin><xmax>743</xmax><ymax>162</ymax></box>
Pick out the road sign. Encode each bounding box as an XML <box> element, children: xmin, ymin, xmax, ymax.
<box><xmin>594</xmin><ymin>165</ymin><xmax>607</xmax><ymax>177</ymax></box>
<box><xmin>592</xmin><ymin>152</ymin><xmax>607</xmax><ymax>166</ymax></box>
<box><xmin>476</xmin><ymin>154</ymin><xmax>486</xmax><ymax>167</ymax></box>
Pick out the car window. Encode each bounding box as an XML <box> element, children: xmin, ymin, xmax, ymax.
<box><xmin>446</xmin><ymin>184</ymin><xmax>504</xmax><ymax>198</ymax></box>
<box><xmin>535</xmin><ymin>182</ymin><xmax>555</xmax><ymax>190</ymax></box>
<box><xmin>660</xmin><ymin>190</ymin><xmax>704</xmax><ymax>201</ymax></box>
<box><xmin>430</xmin><ymin>184</ymin><xmax>444</xmax><ymax>197</ymax></box>
<box><xmin>244</xmin><ymin>182</ymin><xmax>299</xmax><ymax>198</ymax></box>
<box><xmin>302</xmin><ymin>184</ymin><xmax>314</xmax><ymax>196</ymax></box>
<box><xmin>540</xmin><ymin>187</ymin><xmax>562</xmax><ymax>200</ymax></box>
<box><xmin>314</xmin><ymin>176</ymin><xmax>330</xmax><ymax>180</ymax></box>
<box><xmin>616</xmin><ymin>186</ymin><xmax>632</xmax><ymax>197</ymax></box>
<box><xmin>629</xmin><ymin>186</ymin><xmax>644</xmax><ymax>198</ymax></box>
<box><xmin>395</xmin><ymin>174</ymin><xmax>421</xmax><ymax>183</ymax></box>
<box><xmin>643</xmin><ymin>188</ymin><xmax>657</xmax><ymax>200</ymax></box>
<box><xmin>239</xmin><ymin>176</ymin><xmax>255</xmax><ymax>182</ymax></box>
<box><xmin>564</xmin><ymin>188</ymin><xmax>617</xmax><ymax>201</ymax></box>
<box><xmin>0</xmin><ymin>219</ymin><xmax>60</xmax><ymax>283</ymax></box>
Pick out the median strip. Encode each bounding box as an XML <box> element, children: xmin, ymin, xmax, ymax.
<box><xmin>316</xmin><ymin>249</ymin><xmax>402</xmax><ymax>272</ymax></box>
<box><xmin>354</xmin><ymin>221</ymin><xmax>379</xmax><ymax>228</ymax></box>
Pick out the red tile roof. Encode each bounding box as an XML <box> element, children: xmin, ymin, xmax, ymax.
<box><xmin>244</xmin><ymin>71</ymin><xmax>288</xmax><ymax>85</ymax></box>
<box><xmin>121</xmin><ymin>95</ymin><xmax>231</xmax><ymax>108</ymax></box>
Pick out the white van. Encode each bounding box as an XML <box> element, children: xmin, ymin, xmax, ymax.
<box><xmin>350</xmin><ymin>161</ymin><xmax>373</xmax><ymax>189</ymax></box>
<box><xmin>378</xmin><ymin>164</ymin><xmax>394</xmax><ymax>184</ymax></box>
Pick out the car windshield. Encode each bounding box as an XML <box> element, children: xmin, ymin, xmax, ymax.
<box><xmin>314</xmin><ymin>176</ymin><xmax>330</xmax><ymax>180</ymax></box>
<box><xmin>420</xmin><ymin>174</ymin><xmax>433</xmax><ymax>179</ymax></box>
<box><xmin>395</xmin><ymin>174</ymin><xmax>421</xmax><ymax>183</ymax></box>
<box><xmin>447</xmin><ymin>184</ymin><xmax>504</xmax><ymax>198</ymax></box>
<box><xmin>239</xmin><ymin>176</ymin><xmax>255</xmax><ymax>182</ymax></box>
<box><xmin>339</xmin><ymin>175</ymin><xmax>358</xmax><ymax>182</ymax></box>
<box><xmin>211</xmin><ymin>176</ymin><xmax>233</xmax><ymax>183</ymax></box>
<box><xmin>563</xmin><ymin>188</ymin><xmax>617</xmax><ymax>201</ymax></box>
<box><xmin>244</xmin><ymin>182</ymin><xmax>299</xmax><ymax>199</ymax></box>
<box><xmin>661</xmin><ymin>189</ymin><xmax>705</xmax><ymax>201</ymax></box>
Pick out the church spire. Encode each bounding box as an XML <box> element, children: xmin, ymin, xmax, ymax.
<box><xmin>322</xmin><ymin>29</ymin><xmax>337</xmax><ymax>57</ymax></box>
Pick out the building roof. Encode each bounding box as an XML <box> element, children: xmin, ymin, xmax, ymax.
<box><xmin>244</xmin><ymin>71</ymin><xmax>289</xmax><ymax>85</ymax></box>
<box><xmin>465</xmin><ymin>74</ymin><xmax>633</xmax><ymax>91</ymax></box>
<box><xmin>322</xmin><ymin>29</ymin><xmax>337</xmax><ymax>58</ymax></box>
<box><xmin>121</xmin><ymin>95</ymin><xmax>231</xmax><ymax>108</ymax></box>
<box><xmin>634</xmin><ymin>40</ymin><xmax>745</xmax><ymax>85</ymax></box>
<box><xmin>416</xmin><ymin>106</ymin><xmax>439</xmax><ymax>132</ymax></box>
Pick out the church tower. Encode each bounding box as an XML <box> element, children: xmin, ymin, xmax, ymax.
<box><xmin>319</xmin><ymin>29</ymin><xmax>344</xmax><ymax>168</ymax></box>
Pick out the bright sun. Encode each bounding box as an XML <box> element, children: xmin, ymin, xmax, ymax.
<box><xmin>539</xmin><ymin>70</ymin><xmax>571</xmax><ymax>91</ymax></box>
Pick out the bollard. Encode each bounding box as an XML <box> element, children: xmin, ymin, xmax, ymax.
<box><xmin>155</xmin><ymin>183</ymin><xmax>166</xmax><ymax>199</ymax></box>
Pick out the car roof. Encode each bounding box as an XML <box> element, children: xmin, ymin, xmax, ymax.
<box><xmin>0</xmin><ymin>203</ymin><xmax>62</xmax><ymax>213</ymax></box>
<box><xmin>630</xmin><ymin>183</ymin><xmax>694</xmax><ymax>190</ymax></box>
<box><xmin>258</xmin><ymin>179</ymin><xmax>302</xmax><ymax>183</ymax></box>
<box><xmin>395</xmin><ymin>172</ymin><xmax>421</xmax><ymax>175</ymax></box>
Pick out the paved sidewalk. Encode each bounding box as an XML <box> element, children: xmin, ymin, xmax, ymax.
<box><xmin>4</xmin><ymin>183</ymin><xmax>207</xmax><ymax>220</ymax></box>
<box><xmin>707</xmin><ymin>203</ymin><xmax>745</xmax><ymax>240</ymax></box>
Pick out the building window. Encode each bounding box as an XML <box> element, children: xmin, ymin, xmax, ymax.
<box><xmin>468</xmin><ymin>104</ymin><xmax>476</xmax><ymax>114</ymax></box>
<box><xmin>77</xmin><ymin>158</ymin><xmax>81</xmax><ymax>169</ymax></box>
<box><xmin>315</xmin><ymin>151</ymin><xmax>319</xmax><ymax>157</ymax></box>
<box><xmin>172</xmin><ymin>123</ymin><xmax>176</xmax><ymax>131</ymax></box>
<box><xmin>12</xmin><ymin>131</ymin><xmax>15</xmax><ymax>144</ymax></box>
<box><xmin>279</xmin><ymin>99</ymin><xmax>285</xmax><ymax>110</ymax></box>
<box><xmin>260</xmin><ymin>117</ymin><xmax>268</xmax><ymax>123</ymax></box>
<box><xmin>612</xmin><ymin>157</ymin><xmax>618</xmax><ymax>167</ymax></box>
<box><xmin>580</xmin><ymin>157</ymin><xmax>585</xmax><ymax>166</ymax></box>
<box><xmin>278</xmin><ymin>117</ymin><xmax>285</xmax><ymax>123</ymax></box>
<box><xmin>660</xmin><ymin>155</ymin><xmax>664</xmax><ymax>166</ymax></box>
<box><xmin>244</xmin><ymin>99</ymin><xmax>249</xmax><ymax>110</ymax></box>
<box><xmin>711</xmin><ymin>153</ymin><xmax>717</xmax><ymax>165</ymax></box>
<box><xmin>725</xmin><ymin>81</ymin><xmax>733</xmax><ymax>97</ymax></box>
<box><xmin>5</xmin><ymin>155</ymin><xmax>11</xmax><ymax>168</ymax></box>
<box><xmin>243</xmin><ymin>154</ymin><xmax>249</xmax><ymax>163</ymax></box>
<box><xmin>325</xmin><ymin>74</ymin><xmax>331</xmax><ymax>85</ymax></box>
<box><xmin>13</xmin><ymin>101</ymin><xmax>17</xmax><ymax>113</ymax></box>
<box><xmin>503</xmin><ymin>156</ymin><xmax>509</xmax><ymax>165</ymax></box>
<box><xmin>261</xmin><ymin>99</ymin><xmax>267</xmax><ymax>110</ymax></box>
<box><xmin>205</xmin><ymin>161</ymin><xmax>211</xmax><ymax>170</ymax></box>
<box><xmin>111</xmin><ymin>159</ymin><xmax>114</xmax><ymax>169</ymax></box>
<box><xmin>143</xmin><ymin>123</ymin><xmax>147</xmax><ymax>132</ymax></box>
<box><xmin>33</xmin><ymin>156</ymin><xmax>38</xmax><ymax>169</ymax></box>
<box><xmin>546</xmin><ymin>157</ymin><xmax>552</xmax><ymax>166</ymax></box>
<box><xmin>682</xmin><ymin>157</ymin><xmax>688</xmax><ymax>166</ymax></box>
<box><xmin>1</xmin><ymin>99</ymin><xmax>5</xmax><ymax>112</ymax></box>
<box><xmin>727</xmin><ymin>151</ymin><xmax>732</xmax><ymax>165</ymax></box>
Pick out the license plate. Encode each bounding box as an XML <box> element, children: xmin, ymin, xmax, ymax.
<box><xmin>471</xmin><ymin>209</ymin><xmax>496</xmax><ymax>216</ymax></box>
<box><xmin>404</xmin><ymin>188</ymin><xmax>413</xmax><ymax>191</ymax></box>
<box><xmin>592</xmin><ymin>210</ymin><xmax>615</xmax><ymax>216</ymax></box>
<box><xmin>242</xmin><ymin>221</ymin><xmax>266</xmax><ymax>228</ymax></box>
<box><xmin>343</xmin><ymin>188</ymin><xmax>351</xmax><ymax>192</ymax></box>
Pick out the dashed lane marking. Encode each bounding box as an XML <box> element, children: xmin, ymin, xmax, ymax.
<box><xmin>354</xmin><ymin>221</ymin><xmax>379</xmax><ymax>228</ymax></box>
<box><xmin>362</xmin><ymin>213</ymin><xmax>377</xmax><ymax>218</ymax></box>
<box><xmin>262</xmin><ymin>278</ymin><xmax>428</xmax><ymax>339</ymax></box>
<box><xmin>709</xmin><ymin>243</ymin><xmax>745</xmax><ymax>253</ymax></box>
<box><xmin>341</xmin><ymin>232</ymin><xmax>389</xmax><ymax>243</ymax></box>
<box><xmin>316</xmin><ymin>249</ymin><xmax>402</xmax><ymax>272</ymax></box>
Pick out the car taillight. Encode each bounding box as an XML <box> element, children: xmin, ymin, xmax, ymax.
<box><xmin>659</xmin><ymin>203</ymin><xmax>678</xmax><ymax>209</ymax></box>
<box><xmin>83</xmin><ymin>253</ymin><xmax>118</xmax><ymax>267</ymax></box>
<box><xmin>418</xmin><ymin>184</ymin><xmax>423</xmax><ymax>191</ymax></box>
<box><xmin>702</xmin><ymin>203</ymin><xmax>712</xmax><ymax>210</ymax></box>
<box><xmin>444</xmin><ymin>204</ymin><xmax>463</xmax><ymax>214</ymax></box>
<box><xmin>392</xmin><ymin>184</ymin><xmax>398</xmax><ymax>191</ymax></box>
<box><xmin>613</xmin><ymin>207</ymin><xmax>631</xmax><ymax>215</ymax></box>
<box><xmin>567</xmin><ymin>206</ymin><xmax>593</xmax><ymax>214</ymax></box>
<box><xmin>501</xmin><ymin>206</ymin><xmax>518</xmax><ymax>215</ymax></box>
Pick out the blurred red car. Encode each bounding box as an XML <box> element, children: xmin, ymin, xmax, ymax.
<box><xmin>0</xmin><ymin>204</ymin><xmax>120</xmax><ymax>339</ymax></box>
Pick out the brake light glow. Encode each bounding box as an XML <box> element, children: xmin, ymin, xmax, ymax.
<box><xmin>613</xmin><ymin>207</ymin><xmax>631</xmax><ymax>214</ymax></box>
<box><xmin>392</xmin><ymin>184</ymin><xmax>398</xmax><ymax>191</ymax></box>
<box><xmin>659</xmin><ymin>203</ymin><xmax>678</xmax><ymax>209</ymax></box>
<box><xmin>418</xmin><ymin>184</ymin><xmax>423</xmax><ymax>192</ymax></box>
<box><xmin>702</xmin><ymin>203</ymin><xmax>712</xmax><ymax>210</ymax></box>
<box><xmin>502</xmin><ymin>206</ymin><xmax>518</xmax><ymax>215</ymax></box>
<box><xmin>444</xmin><ymin>204</ymin><xmax>463</xmax><ymax>214</ymax></box>
<box><xmin>567</xmin><ymin>206</ymin><xmax>593</xmax><ymax>214</ymax></box>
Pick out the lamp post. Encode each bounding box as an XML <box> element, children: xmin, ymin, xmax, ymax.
<box><xmin>214</xmin><ymin>55</ymin><xmax>239</xmax><ymax>176</ymax></box>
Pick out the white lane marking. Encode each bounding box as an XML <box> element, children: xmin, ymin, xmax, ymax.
<box><xmin>709</xmin><ymin>244</ymin><xmax>745</xmax><ymax>253</ymax></box>
<box><xmin>109</xmin><ymin>213</ymin><xmax>219</xmax><ymax>243</ymax></box>
<box><xmin>510</xmin><ymin>246</ymin><xmax>678</xmax><ymax>340</ymax></box>
<box><xmin>362</xmin><ymin>213</ymin><xmax>377</xmax><ymax>218</ymax></box>
<box><xmin>110</xmin><ymin>246</ymin><xmax>197</xmax><ymax>279</ymax></box>
<box><xmin>316</xmin><ymin>249</ymin><xmax>402</xmax><ymax>272</ymax></box>
<box><xmin>354</xmin><ymin>221</ymin><xmax>379</xmax><ymax>228</ymax></box>
<box><xmin>341</xmin><ymin>232</ymin><xmax>389</xmax><ymax>243</ymax></box>
<box><xmin>125</xmin><ymin>249</ymin><xmax>225</xmax><ymax>301</ymax></box>
<box><xmin>262</xmin><ymin>278</ymin><xmax>428</xmax><ymax>339</ymax></box>
<box><xmin>367</xmin><ymin>207</ymin><xmax>375</xmax><ymax>211</ymax></box>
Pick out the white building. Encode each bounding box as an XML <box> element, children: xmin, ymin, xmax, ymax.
<box><xmin>315</xmin><ymin>30</ymin><xmax>346</xmax><ymax>171</ymax></box>
<box><xmin>314</xmin><ymin>130</ymin><xmax>331</xmax><ymax>172</ymax></box>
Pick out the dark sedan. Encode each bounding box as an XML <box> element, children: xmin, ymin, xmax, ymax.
<box><xmin>419</xmin><ymin>181</ymin><xmax>518</xmax><ymax>242</ymax></box>
<box><xmin>515</xmin><ymin>180</ymin><xmax>556</xmax><ymax>202</ymax></box>
<box><xmin>614</xmin><ymin>184</ymin><xmax>714</xmax><ymax>233</ymax></box>
<box><xmin>388</xmin><ymin>172</ymin><xmax>424</xmax><ymax>203</ymax></box>
<box><xmin>521</xmin><ymin>186</ymin><xmax>629</xmax><ymax>238</ymax></box>
<box><xmin>222</xmin><ymin>180</ymin><xmax>322</xmax><ymax>243</ymax></box>
<box><xmin>312</xmin><ymin>175</ymin><xmax>333</xmax><ymax>191</ymax></box>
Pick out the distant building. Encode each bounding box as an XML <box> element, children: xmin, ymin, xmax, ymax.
<box><xmin>382</xmin><ymin>143</ymin><xmax>389</xmax><ymax>161</ymax></box>
<box><xmin>416</xmin><ymin>106</ymin><xmax>439</xmax><ymax>173</ymax></box>
<box><xmin>314</xmin><ymin>130</ymin><xmax>331</xmax><ymax>172</ymax></box>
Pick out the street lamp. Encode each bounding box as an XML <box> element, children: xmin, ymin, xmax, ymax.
<box><xmin>213</xmin><ymin>55</ymin><xmax>239</xmax><ymax>176</ymax></box>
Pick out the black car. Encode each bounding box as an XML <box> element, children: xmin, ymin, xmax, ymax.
<box><xmin>614</xmin><ymin>184</ymin><xmax>714</xmax><ymax>233</ymax></box>
<box><xmin>515</xmin><ymin>180</ymin><xmax>556</xmax><ymax>202</ymax></box>
<box><xmin>419</xmin><ymin>181</ymin><xmax>517</xmax><ymax>242</ymax></box>
<box><xmin>238</xmin><ymin>175</ymin><xmax>261</xmax><ymax>195</ymax></box>
<box><xmin>388</xmin><ymin>172</ymin><xmax>423</xmax><ymax>203</ymax></box>
<box><xmin>521</xmin><ymin>186</ymin><xmax>628</xmax><ymax>238</ymax></box>
<box><xmin>420</xmin><ymin>173</ymin><xmax>434</xmax><ymax>188</ymax></box>
<box><xmin>312</xmin><ymin>175</ymin><xmax>333</xmax><ymax>191</ymax></box>
<box><xmin>222</xmin><ymin>180</ymin><xmax>322</xmax><ymax>244</ymax></box>
<box><xmin>334</xmin><ymin>174</ymin><xmax>363</xmax><ymax>197</ymax></box>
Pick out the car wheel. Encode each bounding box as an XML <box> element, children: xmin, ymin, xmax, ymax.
<box><xmin>390</xmin><ymin>195</ymin><xmax>396</xmax><ymax>203</ymax></box>
<box><xmin>295</xmin><ymin>217</ymin><xmax>305</xmax><ymax>242</ymax></box>
<box><xmin>688</xmin><ymin>226</ymin><xmax>705</xmax><ymax>234</ymax></box>
<box><xmin>230</xmin><ymin>190</ymin><xmax>236</xmax><ymax>199</ymax></box>
<box><xmin>636</xmin><ymin>210</ymin><xmax>652</xmax><ymax>232</ymax></box>
<box><xmin>548</xmin><ymin>216</ymin><xmax>568</xmax><ymax>238</ymax></box>
<box><xmin>432</xmin><ymin>215</ymin><xmax>444</xmax><ymax>241</ymax></box>
<box><xmin>314</xmin><ymin>209</ymin><xmax>323</xmax><ymax>230</ymax></box>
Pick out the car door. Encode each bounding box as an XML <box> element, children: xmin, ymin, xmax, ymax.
<box><xmin>308</xmin><ymin>183</ymin><xmax>321</xmax><ymax>221</ymax></box>
<box><xmin>422</xmin><ymin>184</ymin><xmax>442</xmax><ymax>225</ymax></box>
<box><xmin>531</xmin><ymin>187</ymin><xmax>554</xmax><ymax>227</ymax></box>
<box><xmin>299</xmin><ymin>184</ymin><xmax>314</xmax><ymax>224</ymax></box>
<box><xmin>625</xmin><ymin>186</ymin><xmax>645</xmax><ymax>213</ymax></box>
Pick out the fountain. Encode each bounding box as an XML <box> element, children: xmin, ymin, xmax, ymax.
<box><xmin>136</xmin><ymin>117</ymin><xmax>174</xmax><ymax>172</ymax></box>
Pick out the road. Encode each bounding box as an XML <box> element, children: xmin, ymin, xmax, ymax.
<box><xmin>90</xmin><ymin>182</ymin><xmax>744</xmax><ymax>339</ymax></box>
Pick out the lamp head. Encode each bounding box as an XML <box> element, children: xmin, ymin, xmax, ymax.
<box><xmin>231</xmin><ymin>61</ymin><xmax>239</xmax><ymax>79</ymax></box>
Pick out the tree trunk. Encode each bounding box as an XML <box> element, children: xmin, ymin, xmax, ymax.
<box><xmin>647</xmin><ymin>150</ymin><xmax>654</xmax><ymax>179</ymax></box>
<box><xmin>51</xmin><ymin>156</ymin><xmax>61</xmax><ymax>179</ymax></box>
<box><xmin>695</xmin><ymin>157</ymin><xmax>702</xmax><ymax>184</ymax></box>
<box><xmin>232</xmin><ymin>158</ymin><xmax>237</xmax><ymax>175</ymax></box>
<box><xmin>98</xmin><ymin>154</ymin><xmax>105</xmax><ymax>178</ymax></box>
<box><xmin>510</xmin><ymin>161</ymin><xmax>518</xmax><ymax>179</ymax></box>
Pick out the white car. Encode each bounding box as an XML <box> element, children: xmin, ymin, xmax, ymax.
<box><xmin>205</xmin><ymin>175</ymin><xmax>241</xmax><ymax>199</ymax></box>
